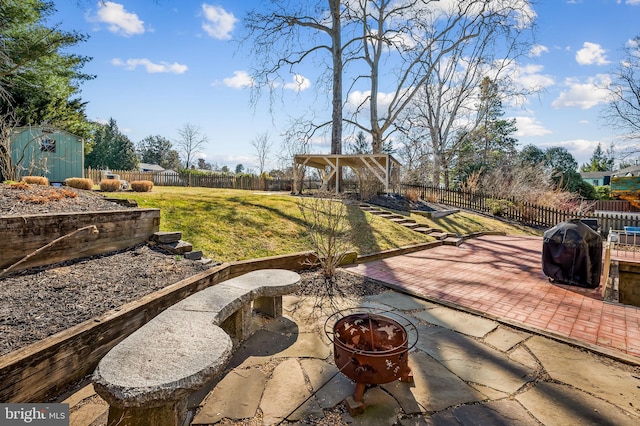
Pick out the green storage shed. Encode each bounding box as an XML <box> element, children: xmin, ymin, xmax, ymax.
<box><xmin>10</xmin><ymin>126</ymin><xmax>85</xmax><ymax>183</ymax></box>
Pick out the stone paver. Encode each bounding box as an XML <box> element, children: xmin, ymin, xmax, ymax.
<box><xmin>192</xmin><ymin>368</ymin><xmax>267</xmax><ymax>424</ymax></box>
<box><xmin>363</xmin><ymin>292</ymin><xmax>439</xmax><ymax>311</ymax></box>
<box><xmin>508</xmin><ymin>346</ymin><xmax>540</xmax><ymax>371</ymax></box>
<box><xmin>412</xmin><ymin>306</ymin><xmax>499</xmax><ymax>338</ymax></box>
<box><xmin>525</xmin><ymin>335</ymin><xmax>640</xmax><ymax>416</ymax></box>
<box><xmin>299</xmin><ymin>359</ymin><xmax>354</xmax><ymax>409</ymax></box>
<box><xmin>516</xmin><ymin>382</ymin><xmax>639</xmax><ymax>426</ymax></box>
<box><xmin>344</xmin><ymin>387</ymin><xmax>401</xmax><ymax>426</ymax></box>
<box><xmin>427</xmin><ymin>399</ymin><xmax>539</xmax><ymax>426</ymax></box>
<box><xmin>484</xmin><ymin>326</ymin><xmax>531</xmax><ymax>352</ymax></box>
<box><xmin>382</xmin><ymin>351</ymin><xmax>484</xmax><ymax>413</ymax></box>
<box><xmin>415</xmin><ymin>325</ymin><xmax>535</xmax><ymax>394</ymax></box>
<box><xmin>272</xmin><ymin>332</ymin><xmax>331</xmax><ymax>359</ymax></box>
<box><xmin>259</xmin><ymin>358</ymin><xmax>315</xmax><ymax>425</ymax></box>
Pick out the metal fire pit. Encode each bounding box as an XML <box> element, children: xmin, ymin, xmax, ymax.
<box><xmin>325</xmin><ymin>308</ymin><xmax>418</xmax><ymax>415</ymax></box>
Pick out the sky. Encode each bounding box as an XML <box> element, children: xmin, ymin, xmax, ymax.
<box><xmin>51</xmin><ymin>0</ymin><xmax>640</xmax><ymax>172</ymax></box>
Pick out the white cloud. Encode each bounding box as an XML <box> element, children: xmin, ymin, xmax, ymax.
<box><xmin>626</xmin><ymin>0</ymin><xmax>640</xmax><ymax>5</ymax></box>
<box><xmin>94</xmin><ymin>2</ymin><xmax>145</xmax><ymax>36</ymax></box>
<box><xmin>431</xmin><ymin>0</ymin><xmax>536</xmax><ymax>29</ymax></box>
<box><xmin>283</xmin><ymin>74</ymin><xmax>311</xmax><ymax>92</ymax></box>
<box><xmin>346</xmin><ymin>90</ymin><xmax>397</xmax><ymax>113</ymax></box>
<box><xmin>112</xmin><ymin>58</ymin><xmax>188</xmax><ymax>74</ymax></box>
<box><xmin>575</xmin><ymin>42</ymin><xmax>610</xmax><ymax>65</ymax></box>
<box><xmin>529</xmin><ymin>44</ymin><xmax>549</xmax><ymax>57</ymax></box>
<box><xmin>551</xmin><ymin>75</ymin><xmax>611</xmax><ymax>109</ymax></box>
<box><xmin>222</xmin><ymin>71</ymin><xmax>254</xmax><ymax>88</ymax></box>
<box><xmin>513</xmin><ymin>64</ymin><xmax>555</xmax><ymax>92</ymax></box>
<box><xmin>554</xmin><ymin>139</ymin><xmax>599</xmax><ymax>161</ymax></box>
<box><xmin>201</xmin><ymin>4</ymin><xmax>237</xmax><ymax>40</ymax></box>
<box><xmin>513</xmin><ymin>116</ymin><xmax>552</xmax><ymax>138</ymax></box>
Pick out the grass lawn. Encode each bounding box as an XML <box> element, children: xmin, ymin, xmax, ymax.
<box><xmin>107</xmin><ymin>187</ymin><xmax>541</xmax><ymax>262</ymax></box>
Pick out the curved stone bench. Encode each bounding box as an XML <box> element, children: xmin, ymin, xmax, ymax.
<box><xmin>92</xmin><ymin>268</ymin><xmax>301</xmax><ymax>426</ymax></box>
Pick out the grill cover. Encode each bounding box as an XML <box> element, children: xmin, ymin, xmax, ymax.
<box><xmin>542</xmin><ymin>219</ymin><xmax>602</xmax><ymax>288</ymax></box>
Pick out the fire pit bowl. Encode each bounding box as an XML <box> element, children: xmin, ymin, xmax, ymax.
<box><xmin>325</xmin><ymin>308</ymin><xmax>418</xmax><ymax>415</ymax></box>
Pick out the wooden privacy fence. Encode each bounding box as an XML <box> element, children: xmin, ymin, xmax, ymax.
<box><xmin>85</xmin><ymin>168</ymin><xmax>293</xmax><ymax>191</ymax></box>
<box><xmin>592</xmin><ymin>200</ymin><xmax>640</xmax><ymax>212</ymax></box>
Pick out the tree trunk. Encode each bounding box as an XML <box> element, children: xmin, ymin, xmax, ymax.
<box><xmin>330</xmin><ymin>0</ymin><xmax>342</xmax><ymax>156</ymax></box>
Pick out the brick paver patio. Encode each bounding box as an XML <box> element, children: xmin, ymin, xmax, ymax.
<box><xmin>345</xmin><ymin>234</ymin><xmax>640</xmax><ymax>360</ymax></box>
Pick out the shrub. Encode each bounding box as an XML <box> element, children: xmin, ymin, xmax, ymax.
<box><xmin>130</xmin><ymin>180</ymin><xmax>153</xmax><ymax>192</ymax></box>
<box><xmin>99</xmin><ymin>179</ymin><xmax>122</xmax><ymax>192</ymax></box>
<box><xmin>298</xmin><ymin>191</ymin><xmax>351</xmax><ymax>278</ymax></box>
<box><xmin>65</xmin><ymin>178</ymin><xmax>94</xmax><ymax>190</ymax></box>
<box><xmin>594</xmin><ymin>185</ymin><xmax>611</xmax><ymax>200</ymax></box>
<box><xmin>488</xmin><ymin>198</ymin><xmax>514</xmax><ymax>216</ymax></box>
<box><xmin>406</xmin><ymin>188</ymin><xmax>420</xmax><ymax>202</ymax></box>
<box><xmin>22</xmin><ymin>176</ymin><xmax>49</xmax><ymax>186</ymax></box>
<box><xmin>423</xmin><ymin>192</ymin><xmax>439</xmax><ymax>203</ymax></box>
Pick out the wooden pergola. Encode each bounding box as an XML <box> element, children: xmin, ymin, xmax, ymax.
<box><xmin>293</xmin><ymin>154</ymin><xmax>402</xmax><ymax>194</ymax></box>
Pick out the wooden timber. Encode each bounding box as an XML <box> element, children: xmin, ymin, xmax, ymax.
<box><xmin>0</xmin><ymin>209</ymin><xmax>160</xmax><ymax>272</ymax></box>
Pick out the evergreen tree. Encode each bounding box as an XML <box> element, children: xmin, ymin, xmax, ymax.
<box><xmin>518</xmin><ymin>144</ymin><xmax>546</xmax><ymax>167</ymax></box>
<box><xmin>0</xmin><ymin>0</ymin><xmax>94</xmax><ymax>138</ymax></box>
<box><xmin>137</xmin><ymin>135</ymin><xmax>181</xmax><ymax>170</ymax></box>
<box><xmin>580</xmin><ymin>143</ymin><xmax>615</xmax><ymax>172</ymax></box>
<box><xmin>456</xmin><ymin>78</ymin><xmax>518</xmax><ymax>182</ymax></box>
<box><xmin>85</xmin><ymin>118</ymin><xmax>138</xmax><ymax>170</ymax></box>
<box><xmin>348</xmin><ymin>131</ymin><xmax>370</xmax><ymax>154</ymax></box>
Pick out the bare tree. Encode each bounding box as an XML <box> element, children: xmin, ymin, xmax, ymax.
<box><xmin>251</xmin><ymin>132</ymin><xmax>273</xmax><ymax>174</ymax></box>
<box><xmin>396</xmin><ymin>130</ymin><xmax>433</xmax><ymax>184</ymax></box>
<box><xmin>280</xmin><ymin>116</ymin><xmax>313</xmax><ymax>193</ymax></box>
<box><xmin>390</xmin><ymin>1</ymin><xmax>535</xmax><ymax>186</ymax></box>
<box><xmin>345</xmin><ymin>0</ymin><xmax>534</xmax><ymax>159</ymax></box>
<box><xmin>175</xmin><ymin>123</ymin><xmax>208</xmax><ymax>169</ymax></box>
<box><xmin>243</xmin><ymin>0</ymin><xmax>355</xmax><ymax>155</ymax></box>
<box><xmin>603</xmin><ymin>36</ymin><xmax>640</xmax><ymax>144</ymax></box>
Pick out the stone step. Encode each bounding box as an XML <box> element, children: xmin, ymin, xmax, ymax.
<box><xmin>430</xmin><ymin>232</ymin><xmax>456</xmax><ymax>240</ymax></box>
<box><xmin>414</xmin><ymin>227</ymin><xmax>442</xmax><ymax>234</ymax></box>
<box><xmin>443</xmin><ymin>237</ymin><xmax>464</xmax><ymax>246</ymax></box>
<box><xmin>184</xmin><ymin>250</ymin><xmax>203</xmax><ymax>260</ymax></box>
<box><xmin>159</xmin><ymin>239</ymin><xmax>193</xmax><ymax>254</ymax></box>
<box><xmin>402</xmin><ymin>222</ymin><xmax>422</xmax><ymax>229</ymax></box>
<box><xmin>389</xmin><ymin>217</ymin><xmax>415</xmax><ymax>225</ymax></box>
<box><xmin>152</xmin><ymin>231</ymin><xmax>182</xmax><ymax>244</ymax></box>
<box><xmin>105</xmin><ymin>198</ymin><xmax>138</xmax><ymax>208</ymax></box>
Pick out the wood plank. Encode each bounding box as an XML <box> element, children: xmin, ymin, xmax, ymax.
<box><xmin>0</xmin><ymin>209</ymin><xmax>160</xmax><ymax>271</ymax></box>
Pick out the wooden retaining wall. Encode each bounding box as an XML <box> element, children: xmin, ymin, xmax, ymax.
<box><xmin>0</xmin><ymin>251</ymin><xmax>317</xmax><ymax>403</ymax></box>
<box><xmin>0</xmin><ymin>209</ymin><xmax>160</xmax><ymax>272</ymax></box>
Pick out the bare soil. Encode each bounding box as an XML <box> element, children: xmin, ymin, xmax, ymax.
<box><xmin>0</xmin><ymin>183</ymin><xmax>387</xmax><ymax>357</ymax></box>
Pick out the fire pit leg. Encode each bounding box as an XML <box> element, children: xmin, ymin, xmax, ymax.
<box><xmin>344</xmin><ymin>382</ymin><xmax>366</xmax><ymax>416</ymax></box>
<box><xmin>400</xmin><ymin>366</ymin><xmax>413</xmax><ymax>383</ymax></box>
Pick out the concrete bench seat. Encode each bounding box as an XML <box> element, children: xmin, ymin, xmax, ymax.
<box><xmin>92</xmin><ymin>268</ymin><xmax>301</xmax><ymax>426</ymax></box>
